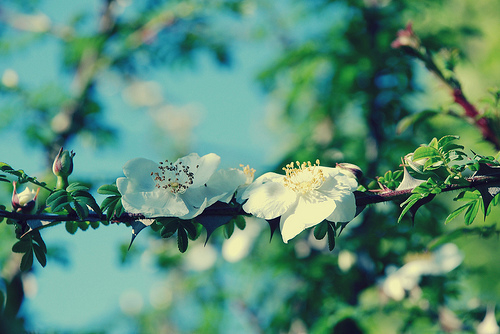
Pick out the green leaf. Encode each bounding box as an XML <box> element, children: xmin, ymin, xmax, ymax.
<box><xmin>20</xmin><ymin>249</ymin><xmax>34</xmax><ymax>272</ymax></box>
<box><xmin>182</xmin><ymin>221</ymin><xmax>198</xmax><ymax>240</ymax></box>
<box><xmin>454</xmin><ymin>190</ymin><xmax>479</xmax><ymax>201</ymax></box>
<box><xmin>73</xmin><ymin>191</ymin><xmax>101</xmax><ymax>215</ymax></box>
<box><xmin>78</xmin><ymin>221</ymin><xmax>89</xmax><ymax>231</ymax></box>
<box><xmin>398</xmin><ymin>196</ymin><xmax>421</xmax><ymax>223</ymax></box>
<box><xmin>413</xmin><ymin>146</ymin><xmax>440</xmax><ymax>161</ymax></box>
<box><xmin>160</xmin><ymin>226</ymin><xmax>176</xmax><ymax>239</ymax></box>
<box><xmin>101</xmin><ymin>195</ymin><xmax>119</xmax><ymax>212</ymax></box>
<box><xmin>464</xmin><ymin>201</ymin><xmax>479</xmax><ymax>225</ymax></box>
<box><xmin>97</xmin><ymin>184</ymin><xmax>120</xmax><ymax>195</ymax></box>
<box><xmin>314</xmin><ymin>221</ymin><xmax>328</xmax><ymax>240</ymax></box>
<box><xmin>33</xmin><ymin>243</ymin><xmax>47</xmax><ymax>267</ymax></box>
<box><xmin>65</xmin><ymin>221</ymin><xmax>78</xmax><ymax>234</ymax></box>
<box><xmin>159</xmin><ymin>218</ymin><xmax>179</xmax><ymax>238</ymax></box>
<box><xmin>32</xmin><ymin>231</ymin><xmax>47</xmax><ymax>253</ymax></box>
<box><xmin>177</xmin><ymin>228</ymin><xmax>188</xmax><ymax>253</ymax></box>
<box><xmin>66</xmin><ymin>182</ymin><xmax>89</xmax><ymax>192</ymax></box>
<box><xmin>428</xmin><ymin>137</ymin><xmax>439</xmax><ymax>149</ymax></box>
<box><xmin>327</xmin><ymin>223</ymin><xmax>336</xmax><ymax>251</ymax></box>
<box><xmin>114</xmin><ymin>199</ymin><xmax>124</xmax><ymax>219</ymax></box>
<box><xmin>72</xmin><ymin>201</ymin><xmax>89</xmax><ymax>220</ymax></box>
<box><xmin>437</xmin><ymin>135</ymin><xmax>459</xmax><ymax>150</ymax></box>
<box><xmin>234</xmin><ymin>215</ymin><xmax>246</xmax><ymax>230</ymax></box>
<box><xmin>12</xmin><ymin>240</ymin><xmax>32</xmax><ymax>253</ymax></box>
<box><xmin>444</xmin><ymin>204</ymin><xmax>470</xmax><ymax>224</ymax></box>
<box><xmin>46</xmin><ymin>189</ymin><xmax>68</xmax><ymax>206</ymax></box>
<box><xmin>224</xmin><ymin>221</ymin><xmax>235</xmax><ymax>239</ymax></box>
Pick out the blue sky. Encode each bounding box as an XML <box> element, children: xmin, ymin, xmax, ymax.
<box><xmin>0</xmin><ymin>1</ymin><xmax>288</xmax><ymax>331</ymax></box>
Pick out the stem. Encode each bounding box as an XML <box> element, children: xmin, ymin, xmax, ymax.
<box><xmin>2</xmin><ymin>176</ymin><xmax>500</xmax><ymax>225</ymax></box>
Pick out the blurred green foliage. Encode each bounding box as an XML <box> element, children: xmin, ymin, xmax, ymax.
<box><xmin>1</xmin><ymin>0</ymin><xmax>500</xmax><ymax>333</ymax></box>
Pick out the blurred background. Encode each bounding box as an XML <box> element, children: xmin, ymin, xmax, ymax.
<box><xmin>1</xmin><ymin>0</ymin><xmax>500</xmax><ymax>333</ymax></box>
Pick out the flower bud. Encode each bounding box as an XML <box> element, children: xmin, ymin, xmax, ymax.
<box><xmin>336</xmin><ymin>163</ymin><xmax>363</xmax><ymax>180</ymax></box>
<box><xmin>12</xmin><ymin>181</ymin><xmax>40</xmax><ymax>214</ymax></box>
<box><xmin>391</xmin><ymin>22</ymin><xmax>420</xmax><ymax>50</ymax></box>
<box><xmin>52</xmin><ymin>147</ymin><xmax>75</xmax><ymax>190</ymax></box>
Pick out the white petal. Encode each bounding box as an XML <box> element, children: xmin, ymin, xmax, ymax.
<box><xmin>325</xmin><ymin>192</ymin><xmax>356</xmax><ymax>222</ymax></box>
<box><xmin>240</xmin><ymin>172</ymin><xmax>284</xmax><ymax>200</ymax></box>
<box><xmin>179</xmin><ymin>198</ymin><xmax>209</xmax><ymax>219</ymax></box>
<box><xmin>242</xmin><ymin>181</ymin><xmax>296</xmax><ymax>220</ymax></box>
<box><xmin>279</xmin><ymin>193</ymin><xmax>336</xmax><ymax>243</ymax></box>
<box><xmin>205</xmin><ymin>168</ymin><xmax>247</xmax><ymax>203</ymax></box>
<box><xmin>121</xmin><ymin>188</ymin><xmax>189</xmax><ymax>217</ymax></box>
<box><xmin>180</xmin><ymin>153</ymin><xmax>220</xmax><ymax>187</ymax></box>
<box><xmin>120</xmin><ymin>158</ymin><xmax>157</xmax><ymax>192</ymax></box>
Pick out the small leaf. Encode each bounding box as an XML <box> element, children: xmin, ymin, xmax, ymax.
<box><xmin>444</xmin><ymin>204</ymin><xmax>470</xmax><ymax>224</ymax></box>
<box><xmin>327</xmin><ymin>223</ymin><xmax>336</xmax><ymax>251</ymax></box>
<box><xmin>78</xmin><ymin>221</ymin><xmax>89</xmax><ymax>231</ymax></box>
<box><xmin>33</xmin><ymin>243</ymin><xmax>47</xmax><ymax>267</ymax></box>
<box><xmin>97</xmin><ymin>184</ymin><xmax>120</xmax><ymax>195</ymax></box>
<box><xmin>464</xmin><ymin>201</ymin><xmax>479</xmax><ymax>225</ymax></box>
<box><xmin>234</xmin><ymin>215</ymin><xmax>246</xmax><ymax>230</ymax></box>
<box><xmin>314</xmin><ymin>221</ymin><xmax>328</xmax><ymax>240</ymax></box>
<box><xmin>398</xmin><ymin>197</ymin><xmax>420</xmax><ymax>223</ymax></box>
<box><xmin>72</xmin><ymin>201</ymin><xmax>89</xmax><ymax>220</ymax></box>
<box><xmin>12</xmin><ymin>240</ymin><xmax>31</xmax><ymax>253</ymax></box>
<box><xmin>65</xmin><ymin>221</ymin><xmax>78</xmax><ymax>234</ymax></box>
<box><xmin>413</xmin><ymin>146</ymin><xmax>440</xmax><ymax>161</ymax></box>
<box><xmin>73</xmin><ymin>191</ymin><xmax>101</xmax><ymax>215</ymax></box>
<box><xmin>31</xmin><ymin>231</ymin><xmax>47</xmax><ymax>253</ymax></box>
<box><xmin>66</xmin><ymin>183</ymin><xmax>89</xmax><ymax>192</ymax></box>
<box><xmin>224</xmin><ymin>221</ymin><xmax>235</xmax><ymax>239</ymax></box>
<box><xmin>182</xmin><ymin>221</ymin><xmax>198</xmax><ymax>240</ymax></box>
<box><xmin>20</xmin><ymin>250</ymin><xmax>34</xmax><ymax>272</ymax></box>
<box><xmin>437</xmin><ymin>135</ymin><xmax>459</xmax><ymax>150</ymax></box>
<box><xmin>177</xmin><ymin>228</ymin><xmax>188</xmax><ymax>253</ymax></box>
<box><xmin>46</xmin><ymin>190</ymin><xmax>68</xmax><ymax>207</ymax></box>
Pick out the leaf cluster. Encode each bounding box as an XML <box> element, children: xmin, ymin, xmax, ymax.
<box><xmin>97</xmin><ymin>184</ymin><xmax>124</xmax><ymax>222</ymax></box>
<box><xmin>0</xmin><ymin>162</ymin><xmax>51</xmax><ymax>191</ymax></box>
<box><xmin>46</xmin><ymin>182</ymin><xmax>102</xmax><ymax>233</ymax></box>
<box><xmin>11</xmin><ymin>231</ymin><xmax>47</xmax><ymax>271</ymax></box>
<box><xmin>154</xmin><ymin>213</ymin><xmax>247</xmax><ymax>253</ymax></box>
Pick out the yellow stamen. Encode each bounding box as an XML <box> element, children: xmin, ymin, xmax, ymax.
<box><xmin>282</xmin><ymin>159</ymin><xmax>325</xmax><ymax>194</ymax></box>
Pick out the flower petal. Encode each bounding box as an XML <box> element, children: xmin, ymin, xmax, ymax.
<box><xmin>120</xmin><ymin>158</ymin><xmax>158</xmax><ymax>192</ymax></box>
<box><xmin>240</xmin><ymin>172</ymin><xmax>284</xmax><ymax>200</ymax></box>
<box><xmin>279</xmin><ymin>192</ymin><xmax>336</xmax><ymax>243</ymax></box>
<box><xmin>180</xmin><ymin>153</ymin><xmax>220</xmax><ymax>187</ymax></box>
<box><xmin>325</xmin><ymin>191</ymin><xmax>356</xmax><ymax>222</ymax></box>
<box><xmin>242</xmin><ymin>179</ymin><xmax>296</xmax><ymax>220</ymax></box>
<box><xmin>121</xmin><ymin>187</ymin><xmax>189</xmax><ymax>217</ymax></box>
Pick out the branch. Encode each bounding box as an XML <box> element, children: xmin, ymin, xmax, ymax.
<box><xmin>2</xmin><ymin>175</ymin><xmax>500</xmax><ymax>226</ymax></box>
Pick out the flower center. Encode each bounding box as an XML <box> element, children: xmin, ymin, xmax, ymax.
<box><xmin>282</xmin><ymin>159</ymin><xmax>325</xmax><ymax>194</ymax></box>
<box><xmin>151</xmin><ymin>160</ymin><xmax>199</xmax><ymax>194</ymax></box>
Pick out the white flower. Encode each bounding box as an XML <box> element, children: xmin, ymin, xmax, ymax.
<box><xmin>241</xmin><ymin>160</ymin><xmax>358</xmax><ymax>243</ymax></box>
<box><xmin>381</xmin><ymin>243</ymin><xmax>463</xmax><ymax>301</ymax></box>
<box><xmin>235</xmin><ymin>164</ymin><xmax>256</xmax><ymax>204</ymax></box>
<box><xmin>117</xmin><ymin>153</ymin><xmax>246</xmax><ymax>219</ymax></box>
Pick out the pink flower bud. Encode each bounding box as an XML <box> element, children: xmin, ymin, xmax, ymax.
<box><xmin>52</xmin><ymin>147</ymin><xmax>75</xmax><ymax>177</ymax></box>
<box><xmin>12</xmin><ymin>181</ymin><xmax>40</xmax><ymax>214</ymax></box>
<box><xmin>391</xmin><ymin>22</ymin><xmax>420</xmax><ymax>49</ymax></box>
